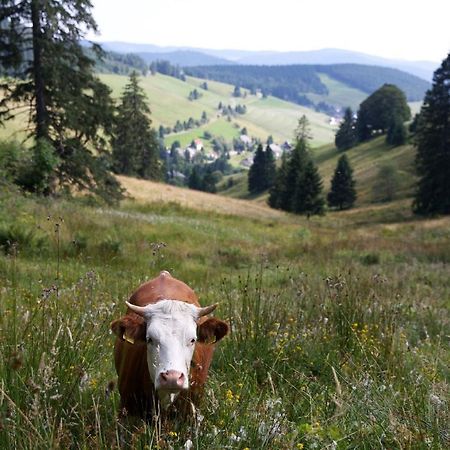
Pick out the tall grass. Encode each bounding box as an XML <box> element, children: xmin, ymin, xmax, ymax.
<box><xmin>0</xmin><ymin>189</ymin><xmax>448</xmax><ymax>448</ymax></box>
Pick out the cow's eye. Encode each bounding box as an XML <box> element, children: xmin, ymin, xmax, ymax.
<box><xmin>146</xmin><ymin>337</ymin><xmax>154</xmax><ymax>344</ymax></box>
<box><xmin>190</xmin><ymin>338</ymin><xmax>196</xmax><ymax>345</ymax></box>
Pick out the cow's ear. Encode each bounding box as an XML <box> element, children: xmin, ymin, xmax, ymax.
<box><xmin>111</xmin><ymin>314</ymin><xmax>146</xmax><ymax>344</ymax></box>
<box><xmin>197</xmin><ymin>318</ymin><xmax>229</xmax><ymax>344</ymax></box>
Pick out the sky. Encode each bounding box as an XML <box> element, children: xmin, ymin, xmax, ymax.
<box><xmin>88</xmin><ymin>0</ymin><xmax>450</xmax><ymax>62</ymax></box>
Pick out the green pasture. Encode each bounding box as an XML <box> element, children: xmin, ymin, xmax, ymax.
<box><xmin>0</xmin><ymin>184</ymin><xmax>448</xmax><ymax>449</ymax></box>
<box><xmin>308</xmin><ymin>73</ymin><xmax>367</xmax><ymax>111</ymax></box>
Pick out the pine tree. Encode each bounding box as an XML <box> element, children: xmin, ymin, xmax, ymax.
<box><xmin>295</xmin><ymin>159</ymin><xmax>325</xmax><ymax>217</ymax></box>
<box><xmin>0</xmin><ymin>0</ymin><xmax>121</xmax><ymax>201</ymax></box>
<box><xmin>188</xmin><ymin>166</ymin><xmax>202</xmax><ymax>190</ymax></box>
<box><xmin>335</xmin><ymin>107</ymin><xmax>357</xmax><ymax>150</ymax></box>
<box><xmin>290</xmin><ymin>138</ymin><xmax>324</xmax><ymax>216</ymax></box>
<box><xmin>414</xmin><ymin>53</ymin><xmax>450</xmax><ymax>215</ymax></box>
<box><xmin>264</xmin><ymin>145</ymin><xmax>276</xmax><ymax>190</ymax></box>
<box><xmin>248</xmin><ymin>144</ymin><xmax>265</xmax><ymax>194</ymax></box>
<box><xmin>269</xmin><ymin>116</ymin><xmax>324</xmax><ymax>217</ymax></box>
<box><xmin>112</xmin><ymin>71</ymin><xmax>160</xmax><ymax>179</ymax></box>
<box><xmin>268</xmin><ymin>151</ymin><xmax>289</xmax><ymax>209</ymax></box>
<box><xmin>327</xmin><ymin>154</ymin><xmax>357</xmax><ymax>210</ymax></box>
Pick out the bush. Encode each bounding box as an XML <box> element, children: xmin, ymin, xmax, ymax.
<box><xmin>0</xmin><ymin>223</ymin><xmax>46</xmax><ymax>255</ymax></box>
<box><xmin>0</xmin><ymin>140</ymin><xmax>26</xmax><ymax>183</ymax></box>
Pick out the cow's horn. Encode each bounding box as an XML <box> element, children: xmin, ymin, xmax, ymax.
<box><xmin>197</xmin><ymin>303</ymin><xmax>218</xmax><ymax>317</ymax></box>
<box><xmin>126</xmin><ymin>301</ymin><xmax>152</xmax><ymax>316</ymax></box>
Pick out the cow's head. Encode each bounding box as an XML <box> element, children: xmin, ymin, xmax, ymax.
<box><xmin>111</xmin><ymin>300</ymin><xmax>228</xmax><ymax>406</ymax></box>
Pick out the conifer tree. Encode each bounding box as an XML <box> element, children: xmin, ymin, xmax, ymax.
<box><xmin>290</xmin><ymin>139</ymin><xmax>324</xmax><ymax>216</ymax></box>
<box><xmin>268</xmin><ymin>151</ymin><xmax>289</xmax><ymax>209</ymax></box>
<box><xmin>327</xmin><ymin>154</ymin><xmax>357</xmax><ymax>210</ymax></box>
<box><xmin>335</xmin><ymin>107</ymin><xmax>357</xmax><ymax>150</ymax></box>
<box><xmin>0</xmin><ymin>0</ymin><xmax>121</xmax><ymax>201</ymax></box>
<box><xmin>264</xmin><ymin>145</ymin><xmax>276</xmax><ymax>190</ymax></box>
<box><xmin>112</xmin><ymin>71</ymin><xmax>160</xmax><ymax>179</ymax></box>
<box><xmin>248</xmin><ymin>144</ymin><xmax>266</xmax><ymax>194</ymax></box>
<box><xmin>269</xmin><ymin>116</ymin><xmax>324</xmax><ymax>216</ymax></box>
<box><xmin>414</xmin><ymin>53</ymin><xmax>450</xmax><ymax>215</ymax></box>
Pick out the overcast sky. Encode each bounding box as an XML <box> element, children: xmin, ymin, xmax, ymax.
<box><xmin>88</xmin><ymin>0</ymin><xmax>450</xmax><ymax>62</ymax></box>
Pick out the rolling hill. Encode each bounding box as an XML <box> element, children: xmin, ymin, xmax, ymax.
<box><xmin>219</xmin><ymin>135</ymin><xmax>417</xmax><ymax>208</ymax></box>
<box><xmin>97</xmin><ymin>41</ymin><xmax>438</xmax><ymax>81</ymax></box>
<box><xmin>185</xmin><ymin>63</ymin><xmax>430</xmax><ymax>103</ymax></box>
<box><xmin>98</xmin><ymin>73</ymin><xmax>337</xmax><ymax>146</ymax></box>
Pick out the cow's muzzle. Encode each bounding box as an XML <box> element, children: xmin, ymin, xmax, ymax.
<box><xmin>158</xmin><ymin>370</ymin><xmax>186</xmax><ymax>391</ymax></box>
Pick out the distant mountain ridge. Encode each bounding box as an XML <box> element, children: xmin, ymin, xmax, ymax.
<box><xmin>186</xmin><ymin>63</ymin><xmax>429</xmax><ymax>103</ymax></box>
<box><xmin>94</xmin><ymin>41</ymin><xmax>439</xmax><ymax>81</ymax></box>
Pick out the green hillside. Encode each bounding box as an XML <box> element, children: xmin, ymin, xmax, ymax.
<box><xmin>98</xmin><ymin>73</ymin><xmax>336</xmax><ymax>147</ymax></box>
<box><xmin>307</xmin><ymin>73</ymin><xmax>367</xmax><ymax>110</ymax></box>
<box><xmin>220</xmin><ymin>136</ymin><xmax>417</xmax><ymax>206</ymax></box>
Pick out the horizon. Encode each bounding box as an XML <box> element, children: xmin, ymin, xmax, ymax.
<box><xmin>89</xmin><ymin>0</ymin><xmax>450</xmax><ymax>63</ymax></box>
<box><xmin>89</xmin><ymin>39</ymin><xmax>442</xmax><ymax>64</ymax></box>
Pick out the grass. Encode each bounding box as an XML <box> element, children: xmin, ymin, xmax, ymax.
<box><xmin>307</xmin><ymin>73</ymin><xmax>367</xmax><ymax>111</ymax></box>
<box><xmin>219</xmin><ymin>135</ymin><xmax>417</xmax><ymax>206</ymax></box>
<box><xmin>0</xmin><ymin>181</ymin><xmax>449</xmax><ymax>449</ymax></box>
<box><xmin>98</xmin><ymin>73</ymin><xmax>335</xmax><ymax>147</ymax></box>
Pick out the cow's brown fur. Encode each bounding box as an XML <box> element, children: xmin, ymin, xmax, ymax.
<box><xmin>111</xmin><ymin>271</ymin><xmax>228</xmax><ymax>418</ymax></box>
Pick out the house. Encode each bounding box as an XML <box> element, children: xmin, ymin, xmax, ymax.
<box><xmin>193</xmin><ymin>139</ymin><xmax>203</xmax><ymax>151</ymax></box>
<box><xmin>269</xmin><ymin>143</ymin><xmax>282</xmax><ymax>159</ymax></box>
<box><xmin>239</xmin><ymin>135</ymin><xmax>252</xmax><ymax>146</ymax></box>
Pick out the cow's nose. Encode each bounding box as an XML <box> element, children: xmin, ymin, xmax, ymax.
<box><xmin>158</xmin><ymin>370</ymin><xmax>185</xmax><ymax>390</ymax></box>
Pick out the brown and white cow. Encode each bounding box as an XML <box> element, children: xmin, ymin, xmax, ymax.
<box><xmin>111</xmin><ymin>270</ymin><xmax>228</xmax><ymax>416</ymax></box>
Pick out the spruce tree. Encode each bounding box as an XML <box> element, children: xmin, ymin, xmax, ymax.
<box><xmin>264</xmin><ymin>145</ymin><xmax>276</xmax><ymax>190</ymax></box>
<box><xmin>414</xmin><ymin>53</ymin><xmax>450</xmax><ymax>215</ymax></box>
<box><xmin>248</xmin><ymin>144</ymin><xmax>265</xmax><ymax>194</ymax></box>
<box><xmin>335</xmin><ymin>107</ymin><xmax>357</xmax><ymax>150</ymax></box>
<box><xmin>327</xmin><ymin>154</ymin><xmax>357</xmax><ymax>210</ymax></box>
<box><xmin>268</xmin><ymin>151</ymin><xmax>289</xmax><ymax>209</ymax></box>
<box><xmin>0</xmin><ymin>0</ymin><xmax>121</xmax><ymax>201</ymax></box>
<box><xmin>269</xmin><ymin>116</ymin><xmax>324</xmax><ymax>216</ymax></box>
<box><xmin>290</xmin><ymin>138</ymin><xmax>324</xmax><ymax>216</ymax></box>
<box><xmin>112</xmin><ymin>71</ymin><xmax>160</xmax><ymax>179</ymax></box>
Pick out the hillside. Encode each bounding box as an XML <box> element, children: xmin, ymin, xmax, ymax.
<box><xmin>220</xmin><ymin>136</ymin><xmax>417</xmax><ymax>207</ymax></box>
<box><xmin>185</xmin><ymin>64</ymin><xmax>430</xmax><ymax>105</ymax></box>
<box><xmin>98</xmin><ymin>73</ymin><xmax>336</xmax><ymax>146</ymax></box>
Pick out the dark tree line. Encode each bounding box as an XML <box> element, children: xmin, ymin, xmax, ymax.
<box><xmin>92</xmin><ymin>50</ymin><xmax>148</xmax><ymax>76</ymax></box>
<box><xmin>185</xmin><ymin>65</ymin><xmax>328</xmax><ymax>106</ymax></box>
<box><xmin>317</xmin><ymin>64</ymin><xmax>429</xmax><ymax>101</ymax></box>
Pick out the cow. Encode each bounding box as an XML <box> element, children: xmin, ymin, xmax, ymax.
<box><xmin>110</xmin><ymin>270</ymin><xmax>229</xmax><ymax>418</ymax></box>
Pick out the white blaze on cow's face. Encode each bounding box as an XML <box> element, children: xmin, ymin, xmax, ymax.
<box><xmin>125</xmin><ymin>300</ymin><xmax>217</xmax><ymax>406</ymax></box>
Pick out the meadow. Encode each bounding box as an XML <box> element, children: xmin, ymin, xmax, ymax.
<box><xmin>0</xmin><ymin>180</ymin><xmax>448</xmax><ymax>449</ymax></box>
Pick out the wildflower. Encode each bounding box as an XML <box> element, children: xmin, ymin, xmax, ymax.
<box><xmin>296</xmin><ymin>444</ymin><xmax>304</xmax><ymax>449</ymax></box>
<box><xmin>168</xmin><ymin>431</ymin><xmax>178</xmax><ymax>437</ymax></box>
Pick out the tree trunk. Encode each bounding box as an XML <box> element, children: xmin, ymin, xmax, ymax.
<box><xmin>30</xmin><ymin>0</ymin><xmax>47</xmax><ymax>139</ymax></box>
